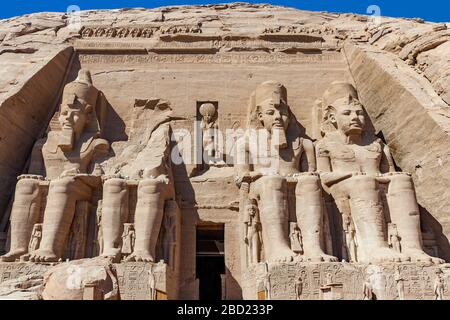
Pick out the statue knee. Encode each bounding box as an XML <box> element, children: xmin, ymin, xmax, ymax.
<box><xmin>295</xmin><ymin>173</ymin><xmax>321</xmax><ymax>194</ymax></box>
<box><xmin>138</xmin><ymin>178</ymin><xmax>165</xmax><ymax>195</ymax></box>
<box><xmin>49</xmin><ymin>177</ymin><xmax>75</xmax><ymax>194</ymax></box>
<box><xmin>351</xmin><ymin>175</ymin><xmax>378</xmax><ymax>191</ymax></box>
<box><xmin>15</xmin><ymin>178</ymin><xmax>40</xmax><ymax>196</ymax></box>
<box><xmin>389</xmin><ymin>173</ymin><xmax>415</xmax><ymax>191</ymax></box>
<box><xmin>103</xmin><ymin>178</ymin><xmax>127</xmax><ymax>195</ymax></box>
<box><xmin>259</xmin><ymin>175</ymin><xmax>286</xmax><ymax>191</ymax></box>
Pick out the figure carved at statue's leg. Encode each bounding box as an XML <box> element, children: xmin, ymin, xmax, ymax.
<box><xmin>1</xmin><ymin>178</ymin><xmax>42</xmax><ymax>262</ymax></box>
<box><xmin>101</xmin><ymin>178</ymin><xmax>129</xmax><ymax>262</ymax></box>
<box><xmin>126</xmin><ymin>178</ymin><xmax>169</xmax><ymax>262</ymax></box>
<box><xmin>30</xmin><ymin>177</ymin><xmax>92</xmax><ymax>262</ymax></box>
<box><xmin>345</xmin><ymin>175</ymin><xmax>409</xmax><ymax>264</ymax></box>
<box><xmin>255</xmin><ymin>176</ymin><xmax>295</xmax><ymax>263</ymax></box>
<box><xmin>387</xmin><ymin>174</ymin><xmax>444</xmax><ymax>264</ymax></box>
<box><xmin>295</xmin><ymin>173</ymin><xmax>337</xmax><ymax>262</ymax></box>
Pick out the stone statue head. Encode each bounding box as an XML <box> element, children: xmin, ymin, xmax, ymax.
<box><xmin>322</xmin><ymin>82</ymin><xmax>366</xmax><ymax>136</ymax></box>
<box><xmin>254</xmin><ymin>81</ymin><xmax>290</xmax><ymax>133</ymax></box>
<box><xmin>199</xmin><ymin>103</ymin><xmax>217</xmax><ymax>124</ymax></box>
<box><xmin>58</xmin><ymin>69</ymin><xmax>100</xmax><ymax>149</ymax></box>
<box><xmin>245</xmin><ymin>199</ymin><xmax>258</xmax><ymax>217</ymax></box>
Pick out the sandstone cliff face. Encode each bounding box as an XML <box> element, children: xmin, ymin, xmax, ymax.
<box><xmin>1</xmin><ymin>3</ymin><xmax>450</xmax><ymax>260</ymax></box>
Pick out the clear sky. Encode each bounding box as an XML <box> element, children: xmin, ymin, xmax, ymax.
<box><xmin>1</xmin><ymin>0</ymin><xmax>449</xmax><ymax>22</ymax></box>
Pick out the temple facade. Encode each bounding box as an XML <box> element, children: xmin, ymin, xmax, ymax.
<box><xmin>0</xmin><ymin>3</ymin><xmax>449</xmax><ymax>300</ymax></box>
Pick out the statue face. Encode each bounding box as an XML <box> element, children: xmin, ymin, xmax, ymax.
<box><xmin>58</xmin><ymin>94</ymin><xmax>90</xmax><ymax>138</ymax></box>
<box><xmin>202</xmin><ymin>112</ymin><xmax>215</xmax><ymax>124</ymax></box>
<box><xmin>331</xmin><ymin>98</ymin><xmax>365</xmax><ymax>135</ymax></box>
<box><xmin>257</xmin><ymin>99</ymin><xmax>290</xmax><ymax>132</ymax></box>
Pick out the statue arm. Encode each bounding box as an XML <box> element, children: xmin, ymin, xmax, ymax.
<box><xmin>381</xmin><ymin>143</ymin><xmax>396</xmax><ymax>173</ymax></box>
<box><xmin>302</xmin><ymin>139</ymin><xmax>316</xmax><ymax>172</ymax></box>
<box><xmin>28</xmin><ymin>138</ymin><xmax>46</xmax><ymax>175</ymax></box>
<box><xmin>316</xmin><ymin>141</ymin><xmax>352</xmax><ymax>188</ymax></box>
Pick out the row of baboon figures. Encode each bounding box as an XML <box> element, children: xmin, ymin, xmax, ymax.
<box><xmin>0</xmin><ymin>69</ymin><xmax>445</xmax><ymax>266</ymax></box>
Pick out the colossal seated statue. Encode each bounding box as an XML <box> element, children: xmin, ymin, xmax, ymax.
<box><xmin>100</xmin><ymin>100</ymin><xmax>176</xmax><ymax>263</ymax></box>
<box><xmin>1</xmin><ymin>69</ymin><xmax>109</xmax><ymax>262</ymax></box>
<box><xmin>235</xmin><ymin>81</ymin><xmax>337</xmax><ymax>263</ymax></box>
<box><xmin>316</xmin><ymin>82</ymin><xmax>444</xmax><ymax>264</ymax></box>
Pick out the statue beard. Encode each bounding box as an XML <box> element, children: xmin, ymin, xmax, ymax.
<box><xmin>58</xmin><ymin>127</ymin><xmax>75</xmax><ymax>150</ymax></box>
<box><xmin>271</xmin><ymin>126</ymin><xmax>288</xmax><ymax>149</ymax></box>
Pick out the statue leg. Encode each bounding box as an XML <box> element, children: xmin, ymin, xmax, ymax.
<box><xmin>254</xmin><ymin>176</ymin><xmax>295</xmax><ymax>263</ymax></box>
<box><xmin>126</xmin><ymin>178</ymin><xmax>171</xmax><ymax>262</ymax></box>
<box><xmin>30</xmin><ymin>177</ymin><xmax>92</xmax><ymax>262</ymax></box>
<box><xmin>101</xmin><ymin>178</ymin><xmax>129</xmax><ymax>262</ymax></box>
<box><xmin>1</xmin><ymin>178</ymin><xmax>42</xmax><ymax>262</ymax></box>
<box><xmin>387</xmin><ymin>174</ymin><xmax>444</xmax><ymax>264</ymax></box>
<box><xmin>295</xmin><ymin>173</ymin><xmax>337</xmax><ymax>262</ymax></box>
<box><xmin>342</xmin><ymin>175</ymin><xmax>409</xmax><ymax>264</ymax></box>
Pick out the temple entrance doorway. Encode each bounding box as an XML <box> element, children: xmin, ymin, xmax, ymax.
<box><xmin>196</xmin><ymin>224</ymin><xmax>225</xmax><ymax>300</ymax></box>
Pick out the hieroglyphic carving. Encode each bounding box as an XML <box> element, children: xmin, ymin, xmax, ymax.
<box><xmin>80</xmin><ymin>23</ymin><xmax>202</xmax><ymax>39</ymax></box>
<box><xmin>115</xmin><ymin>262</ymin><xmax>167</xmax><ymax>300</ymax></box>
<box><xmin>78</xmin><ymin>52</ymin><xmax>344</xmax><ymax>65</ymax></box>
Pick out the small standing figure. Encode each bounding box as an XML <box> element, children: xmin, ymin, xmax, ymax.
<box><xmin>148</xmin><ymin>265</ymin><xmax>156</xmax><ymax>300</ymax></box>
<box><xmin>244</xmin><ymin>200</ymin><xmax>262</xmax><ymax>265</ymax></box>
<box><xmin>294</xmin><ymin>276</ymin><xmax>303</xmax><ymax>300</ymax></box>
<box><xmin>162</xmin><ymin>208</ymin><xmax>176</xmax><ymax>267</ymax></box>
<box><xmin>263</xmin><ymin>263</ymin><xmax>272</xmax><ymax>300</ymax></box>
<box><xmin>363</xmin><ymin>276</ymin><xmax>374</xmax><ymax>300</ymax></box>
<box><xmin>434</xmin><ymin>271</ymin><xmax>445</xmax><ymax>300</ymax></box>
<box><xmin>388</xmin><ymin>223</ymin><xmax>402</xmax><ymax>253</ymax></box>
<box><xmin>199</xmin><ymin>103</ymin><xmax>221</xmax><ymax>165</ymax></box>
<box><xmin>394</xmin><ymin>266</ymin><xmax>405</xmax><ymax>300</ymax></box>
<box><xmin>28</xmin><ymin>224</ymin><xmax>43</xmax><ymax>253</ymax></box>
<box><xmin>325</xmin><ymin>272</ymin><xmax>333</xmax><ymax>285</ymax></box>
<box><xmin>95</xmin><ymin>201</ymin><xmax>103</xmax><ymax>256</ymax></box>
<box><xmin>342</xmin><ymin>214</ymin><xmax>357</xmax><ymax>262</ymax></box>
<box><xmin>121</xmin><ymin>223</ymin><xmax>136</xmax><ymax>257</ymax></box>
<box><xmin>289</xmin><ymin>223</ymin><xmax>304</xmax><ymax>255</ymax></box>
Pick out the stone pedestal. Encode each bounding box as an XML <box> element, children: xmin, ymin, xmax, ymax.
<box><xmin>0</xmin><ymin>260</ymin><xmax>178</xmax><ymax>300</ymax></box>
<box><xmin>242</xmin><ymin>262</ymin><xmax>450</xmax><ymax>300</ymax></box>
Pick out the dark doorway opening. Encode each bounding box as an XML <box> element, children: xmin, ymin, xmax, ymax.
<box><xmin>196</xmin><ymin>224</ymin><xmax>225</xmax><ymax>300</ymax></box>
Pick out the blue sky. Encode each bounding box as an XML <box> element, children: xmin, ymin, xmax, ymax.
<box><xmin>1</xmin><ymin>0</ymin><xmax>449</xmax><ymax>22</ymax></box>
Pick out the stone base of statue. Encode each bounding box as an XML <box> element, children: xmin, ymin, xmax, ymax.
<box><xmin>0</xmin><ymin>259</ymin><xmax>177</xmax><ymax>300</ymax></box>
<box><xmin>242</xmin><ymin>261</ymin><xmax>450</xmax><ymax>300</ymax></box>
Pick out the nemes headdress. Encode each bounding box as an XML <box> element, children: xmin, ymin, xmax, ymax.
<box><xmin>62</xmin><ymin>69</ymin><xmax>99</xmax><ymax>110</ymax></box>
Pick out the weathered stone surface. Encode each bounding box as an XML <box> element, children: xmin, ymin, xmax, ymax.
<box><xmin>0</xmin><ymin>2</ymin><xmax>450</xmax><ymax>300</ymax></box>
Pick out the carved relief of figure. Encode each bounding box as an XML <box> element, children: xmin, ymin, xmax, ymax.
<box><xmin>199</xmin><ymin>103</ymin><xmax>222</xmax><ymax>165</ymax></box>
<box><xmin>434</xmin><ymin>271</ymin><xmax>445</xmax><ymax>300</ymax></box>
<box><xmin>394</xmin><ymin>266</ymin><xmax>405</xmax><ymax>300</ymax></box>
<box><xmin>235</xmin><ymin>81</ymin><xmax>336</xmax><ymax>263</ymax></box>
<box><xmin>121</xmin><ymin>223</ymin><xmax>135</xmax><ymax>257</ymax></box>
<box><xmin>316</xmin><ymin>82</ymin><xmax>443</xmax><ymax>264</ymax></box>
<box><xmin>342</xmin><ymin>214</ymin><xmax>357</xmax><ymax>262</ymax></box>
<box><xmin>388</xmin><ymin>223</ymin><xmax>402</xmax><ymax>253</ymax></box>
<box><xmin>289</xmin><ymin>222</ymin><xmax>303</xmax><ymax>255</ymax></box>
<box><xmin>28</xmin><ymin>224</ymin><xmax>42</xmax><ymax>253</ymax></box>
<box><xmin>148</xmin><ymin>265</ymin><xmax>156</xmax><ymax>300</ymax></box>
<box><xmin>1</xmin><ymin>69</ymin><xmax>109</xmax><ymax>262</ymax></box>
<box><xmin>295</xmin><ymin>276</ymin><xmax>303</xmax><ymax>300</ymax></box>
<box><xmin>66</xmin><ymin>210</ymin><xmax>87</xmax><ymax>260</ymax></box>
<box><xmin>363</xmin><ymin>277</ymin><xmax>374</xmax><ymax>300</ymax></box>
<box><xmin>243</xmin><ymin>199</ymin><xmax>262</xmax><ymax>265</ymax></box>
<box><xmin>101</xmin><ymin>104</ymin><xmax>175</xmax><ymax>263</ymax></box>
<box><xmin>162</xmin><ymin>202</ymin><xmax>177</xmax><ymax>266</ymax></box>
<box><xmin>263</xmin><ymin>263</ymin><xmax>272</xmax><ymax>300</ymax></box>
<box><xmin>95</xmin><ymin>200</ymin><xmax>103</xmax><ymax>256</ymax></box>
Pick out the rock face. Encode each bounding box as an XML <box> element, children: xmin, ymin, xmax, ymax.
<box><xmin>0</xmin><ymin>2</ymin><xmax>449</xmax><ymax>300</ymax></box>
